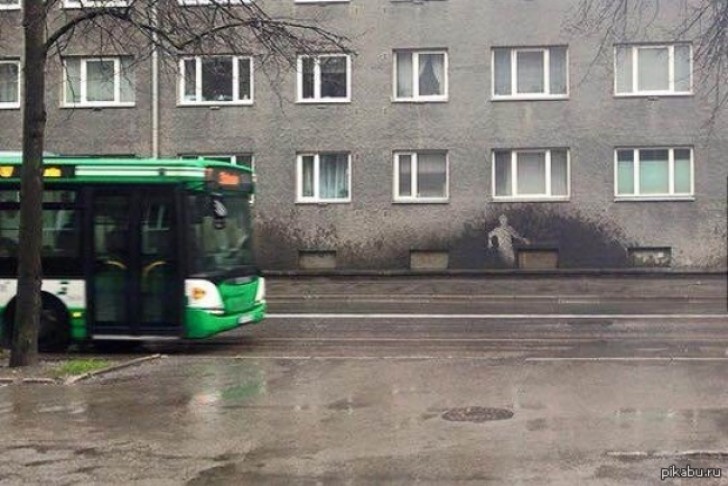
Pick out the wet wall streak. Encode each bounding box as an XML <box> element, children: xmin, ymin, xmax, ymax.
<box><xmin>450</xmin><ymin>205</ymin><xmax>631</xmax><ymax>269</ymax></box>
<box><xmin>254</xmin><ymin>205</ymin><xmax>632</xmax><ymax>270</ymax></box>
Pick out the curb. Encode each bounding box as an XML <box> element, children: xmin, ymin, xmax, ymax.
<box><xmin>64</xmin><ymin>354</ymin><xmax>165</xmax><ymax>385</ymax></box>
<box><xmin>262</xmin><ymin>269</ymin><xmax>728</xmax><ymax>279</ymax></box>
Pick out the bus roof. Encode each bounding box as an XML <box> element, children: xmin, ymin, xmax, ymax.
<box><xmin>0</xmin><ymin>156</ymin><xmax>254</xmax><ymax>191</ymax></box>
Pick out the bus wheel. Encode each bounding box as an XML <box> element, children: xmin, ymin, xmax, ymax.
<box><xmin>38</xmin><ymin>298</ymin><xmax>71</xmax><ymax>353</ymax></box>
<box><xmin>0</xmin><ymin>305</ymin><xmax>12</xmax><ymax>350</ymax></box>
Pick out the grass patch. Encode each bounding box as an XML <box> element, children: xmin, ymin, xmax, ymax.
<box><xmin>51</xmin><ymin>358</ymin><xmax>111</xmax><ymax>378</ymax></box>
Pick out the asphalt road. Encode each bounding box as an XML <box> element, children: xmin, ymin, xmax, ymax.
<box><xmin>1</xmin><ymin>275</ymin><xmax>728</xmax><ymax>485</ymax></box>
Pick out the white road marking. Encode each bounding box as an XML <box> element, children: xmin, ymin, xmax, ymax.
<box><xmin>268</xmin><ymin>313</ymin><xmax>728</xmax><ymax>320</ymax></box>
<box><xmin>526</xmin><ymin>357</ymin><xmax>728</xmax><ymax>362</ymax></box>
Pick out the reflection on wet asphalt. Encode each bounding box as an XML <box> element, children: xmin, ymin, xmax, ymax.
<box><xmin>2</xmin><ymin>352</ymin><xmax>728</xmax><ymax>485</ymax></box>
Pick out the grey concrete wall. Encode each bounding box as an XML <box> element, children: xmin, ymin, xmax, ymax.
<box><xmin>0</xmin><ymin>0</ymin><xmax>725</xmax><ymax>270</ymax></box>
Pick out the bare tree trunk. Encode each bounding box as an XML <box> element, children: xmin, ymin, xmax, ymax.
<box><xmin>10</xmin><ymin>0</ymin><xmax>47</xmax><ymax>367</ymax></box>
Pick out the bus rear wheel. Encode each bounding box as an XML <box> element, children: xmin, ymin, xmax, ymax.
<box><xmin>38</xmin><ymin>299</ymin><xmax>71</xmax><ymax>353</ymax></box>
<box><xmin>0</xmin><ymin>297</ymin><xmax>71</xmax><ymax>353</ymax></box>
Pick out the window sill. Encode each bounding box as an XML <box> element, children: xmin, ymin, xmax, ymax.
<box><xmin>492</xmin><ymin>95</ymin><xmax>569</xmax><ymax>102</ymax></box>
<box><xmin>392</xmin><ymin>97</ymin><xmax>448</xmax><ymax>104</ymax></box>
<box><xmin>178</xmin><ymin>101</ymin><xmax>253</xmax><ymax>107</ymax></box>
<box><xmin>614</xmin><ymin>92</ymin><xmax>693</xmax><ymax>98</ymax></box>
<box><xmin>0</xmin><ymin>104</ymin><xmax>20</xmax><ymax>110</ymax></box>
<box><xmin>492</xmin><ymin>196</ymin><xmax>570</xmax><ymax>203</ymax></box>
<box><xmin>614</xmin><ymin>195</ymin><xmax>695</xmax><ymax>202</ymax></box>
<box><xmin>296</xmin><ymin>98</ymin><xmax>351</xmax><ymax>104</ymax></box>
<box><xmin>393</xmin><ymin>198</ymin><xmax>449</xmax><ymax>204</ymax></box>
<box><xmin>296</xmin><ymin>199</ymin><xmax>351</xmax><ymax>205</ymax></box>
<box><xmin>0</xmin><ymin>5</ymin><xmax>20</xmax><ymax>9</ymax></box>
<box><xmin>61</xmin><ymin>103</ymin><xmax>136</xmax><ymax>109</ymax></box>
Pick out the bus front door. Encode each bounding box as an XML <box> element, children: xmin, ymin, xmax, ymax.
<box><xmin>90</xmin><ymin>189</ymin><xmax>182</xmax><ymax>338</ymax></box>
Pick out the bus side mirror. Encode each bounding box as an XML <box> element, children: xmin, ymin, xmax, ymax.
<box><xmin>210</xmin><ymin>194</ymin><xmax>227</xmax><ymax>230</ymax></box>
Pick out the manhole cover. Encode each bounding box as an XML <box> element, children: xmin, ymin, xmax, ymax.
<box><xmin>441</xmin><ymin>407</ymin><xmax>514</xmax><ymax>423</ymax></box>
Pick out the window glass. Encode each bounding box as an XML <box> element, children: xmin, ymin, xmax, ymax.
<box><xmin>418</xmin><ymin>53</ymin><xmax>444</xmax><ymax>97</ymax></box>
<box><xmin>187</xmin><ymin>195</ymin><xmax>253</xmax><ymax>275</ymax></box>
<box><xmin>516</xmin><ymin>152</ymin><xmax>546</xmax><ymax>194</ymax></box>
<box><xmin>493</xmin><ymin>49</ymin><xmax>511</xmax><ymax>96</ymax></box>
<box><xmin>639</xmin><ymin>149</ymin><xmax>669</xmax><ymax>194</ymax></box>
<box><xmin>398</xmin><ymin>154</ymin><xmax>412</xmax><ymax>197</ymax></box>
<box><xmin>319</xmin><ymin>153</ymin><xmax>349</xmax><ymax>199</ymax></box>
<box><xmin>201</xmin><ymin>58</ymin><xmax>233</xmax><ymax>102</ymax></box>
<box><xmin>549</xmin><ymin>47</ymin><xmax>568</xmax><ymax>95</ymax></box>
<box><xmin>183</xmin><ymin>59</ymin><xmax>196</xmax><ymax>101</ymax></box>
<box><xmin>494</xmin><ymin>151</ymin><xmax>512</xmax><ymax>196</ymax></box>
<box><xmin>0</xmin><ymin>63</ymin><xmax>19</xmax><ymax>104</ymax></box>
<box><xmin>301</xmin><ymin>155</ymin><xmax>315</xmax><ymax>198</ymax></box>
<box><xmin>516</xmin><ymin>51</ymin><xmax>544</xmax><ymax>94</ymax></box>
<box><xmin>320</xmin><ymin>56</ymin><xmax>347</xmax><ymax>98</ymax></box>
<box><xmin>417</xmin><ymin>153</ymin><xmax>446</xmax><ymax>198</ymax></box>
<box><xmin>238</xmin><ymin>58</ymin><xmax>252</xmax><ymax>100</ymax></box>
<box><xmin>396</xmin><ymin>52</ymin><xmax>413</xmax><ymax>98</ymax></box>
<box><xmin>674</xmin><ymin>45</ymin><xmax>691</xmax><ymax>92</ymax></box>
<box><xmin>616</xmin><ymin>150</ymin><xmax>635</xmax><ymax>195</ymax></box>
<box><xmin>637</xmin><ymin>47</ymin><xmax>669</xmax><ymax>92</ymax></box>
<box><xmin>302</xmin><ymin>57</ymin><xmax>315</xmax><ymax>99</ymax></box>
<box><xmin>615</xmin><ymin>46</ymin><xmax>632</xmax><ymax>94</ymax></box>
<box><xmin>65</xmin><ymin>59</ymin><xmax>82</xmax><ymax>103</ymax></box>
<box><xmin>674</xmin><ymin>149</ymin><xmax>692</xmax><ymax>193</ymax></box>
<box><xmin>86</xmin><ymin>60</ymin><xmax>115</xmax><ymax>102</ymax></box>
<box><xmin>550</xmin><ymin>149</ymin><xmax>568</xmax><ymax>196</ymax></box>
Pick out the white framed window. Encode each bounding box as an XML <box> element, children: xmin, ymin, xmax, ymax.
<box><xmin>493</xmin><ymin>149</ymin><xmax>570</xmax><ymax>201</ymax></box>
<box><xmin>492</xmin><ymin>46</ymin><xmax>568</xmax><ymax>99</ymax></box>
<box><xmin>393</xmin><ymin>151</ymin><xmax>448</xmax><ymax>202</ymax></box>
<box><xmin>615</xmin><ymin>44</ymin><xmax>692</xmax><ymax>96</ymax></box>
<box><xmin>0</xmin><ymin>0</ymin><xmax>20</xmax><ymax>10</ymax></box>
<box><xmin>62</xmin><ymin>0</ymin><xmax>129</xmax><ymax>8</ymax></box>
<box><xmin>179</xmin><ymin>56</ymin><xmax>253</xmax><ymax>105</ymax></box>
<box><xmin>63</xmin><ymin>57</ymin><xmax>135</xmax><ymax>107</ymax></box>
<box><xmin>0</xmin><ymin>60</ymin><xmax>20</xmax><ymax>109</ymax></box>
<box><xmin>393</xmin><ymin>50</ymin><xmax>448</xmax><ymax>102</ymax></box>
<box><xmin>296</xmin><ymin>153</ymin><xmax>351</xmax><ymax>203</ymax></box>
<box><xmin>297</xmin><ymin>54</ymin><xmax>351</xmax><ymax>103</ymax></box>
<box><xmin>615</xmin><ymin>148</ymin><xmax>694</xmax><ymax>200</ymax></box>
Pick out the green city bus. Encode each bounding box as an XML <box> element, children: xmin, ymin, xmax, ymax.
<box><xmin>0</xmin><ymin>156</ymin><xmax>266</xmax><ymax>351</ymax></box>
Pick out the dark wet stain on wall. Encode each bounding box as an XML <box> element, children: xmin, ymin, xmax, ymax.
<box><xmin>450</xmin><ymin>205</ymin><xmax>631</xmax><ymax>269</ymax></box>
<box><xmin>255</xmin><ymin>205</ymin><xmax>632</xmax><ymax>270</ymax></box>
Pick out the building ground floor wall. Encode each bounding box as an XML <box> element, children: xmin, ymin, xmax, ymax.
<box><xmin>253</xmin><ymin>200</ymin><xmax>727</xmax><ymax>272</ymax></box>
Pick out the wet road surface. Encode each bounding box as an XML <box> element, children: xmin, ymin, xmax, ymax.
<box><xmin>1</xmin><ymin>275</ymin><xmax>728</xmax><ymax>484</ymax></box>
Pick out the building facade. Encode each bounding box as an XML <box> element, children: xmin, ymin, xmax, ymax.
<box><xmin>0</xmin><ymin>0</ymin><xmax>726</xmax><ymax>271</ymax></box>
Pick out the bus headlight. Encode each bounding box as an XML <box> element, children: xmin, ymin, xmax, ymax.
<box><xmin>254</xmin><ymin>277</ymin><xmax>266</xmax><ymax>304</ymax></box>
<box><xmin>185</xmin><ymin>279</ymin><xmax>224</xmax><ymax>312</ymax></box>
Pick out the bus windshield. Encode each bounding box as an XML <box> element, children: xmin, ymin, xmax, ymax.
<box><xmin>187</xmin><ymin>193</ymin><xmax>254</xmax><ymax>275</ymax></box>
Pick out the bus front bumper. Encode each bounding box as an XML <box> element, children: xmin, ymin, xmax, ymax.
<box><xmin>184</xmin><ymin>302</ymin><xmax>266</xmax><ymax>339</ymax></box>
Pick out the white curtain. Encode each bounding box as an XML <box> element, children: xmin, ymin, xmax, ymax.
<box><xmin>516</xmin><ymin>51</ymin><xmax>544</xmax><ymax>93</ymax></box>
<box><xmin>396</xmin><ymin>52</ymin><xmax>413</xmax><ymax>98</ymax></box>
<box><xmin>493</xmin><ymin>49</ymin><xmax>511</xmax><ymax>95</ymax></box>
<box><xmin>416</xmin><ymin>153</ymin><xmax>446</xmax><ymax>198</ymax></box>
<box><xmin>319</xmin><ymin>154</ymin><xmax>349</xmax><ymax>199</ymax></box>
<box><xmin>86</xmin><ymin>60</ymin><xmax>115</xmax><ymax>102</ymax></box>
<box><xmin>637</xmin><ymin>47</ymin><xmax>669</xmax><ymax>91</ymax></box>
<box><xmin>0</xmin><ymin>63</ymin><xmax>18</xmax><ymax>103</ymax></box>
<box><xmin>517</xmin><ymin>152</ymin><xmax>546</xmax><ymax>195</ymax></box>
<box><xmin>419</xmin><ymin>54</ymin><xmax>443</xmax><ymax>96</ymax></box>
